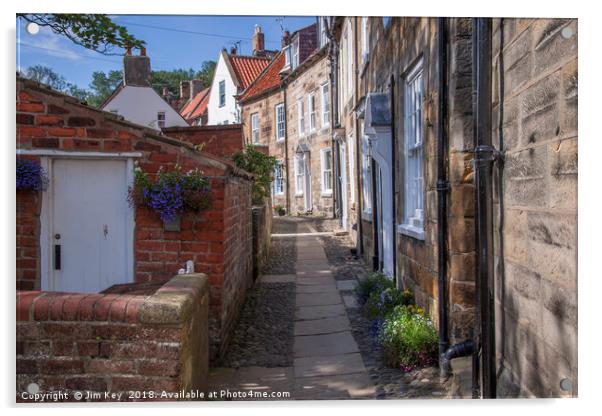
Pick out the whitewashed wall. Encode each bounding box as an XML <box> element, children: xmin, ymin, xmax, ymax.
<box><xmin>102</xmin><ymin>86</ymin><xmax>188</xmax><ymax>129</ymax></box>
<box><xmin>207</xmin><ymin>53</ymin><xmax>239</xmax><ymax>125</ymax></box>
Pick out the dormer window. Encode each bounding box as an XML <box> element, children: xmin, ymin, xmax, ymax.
<box><xmin>284</xmin><ymin>45</ymin><xmax>291</xmax><ymax>68</ymax></box>
<box><xmin>292</xmin><ymin>39</ymin><xmax>300</xmax><ymax>70</ymax></box>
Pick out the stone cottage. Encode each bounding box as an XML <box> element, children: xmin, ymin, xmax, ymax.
<box><xmin>328</xmin><ymin>16</ymin><xmax>578</xmax><ymax>398</ymax></box>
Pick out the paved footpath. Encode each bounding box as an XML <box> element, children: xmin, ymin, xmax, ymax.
<box><xmin>208</xmin><ymin>221</ymin><xmax>375</xmax><ymax>400</ymax></box>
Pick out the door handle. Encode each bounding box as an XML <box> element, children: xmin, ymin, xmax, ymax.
<box><xmin>54</xmin><ymin>244</ymin><xmax>61</xmax><ymax>270</ymax></box>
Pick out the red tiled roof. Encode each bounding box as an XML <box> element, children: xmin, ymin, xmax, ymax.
<box><xmin>228</xmin><ymin>55</ymin><xmax>271</xmax><ymax>90</ymax></box>
<box><xmin>239</xmin><ymin>53</ymin><xmax>285</xmax><ymax>102</ymax></box>
<box><xmin>180</xmin><ymin>87</ymin><xmax>211</xmax><ymax>122</ymax></box>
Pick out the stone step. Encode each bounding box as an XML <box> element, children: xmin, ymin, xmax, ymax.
<box><xmin>296</xmin><ymin>277</ymin><xmax>336</xmax><ymax>286</ymax></box>
<box><xmin>296</xmin><ymin>284</ymin><xmax>338</xmax><ymax>294</ymax></box>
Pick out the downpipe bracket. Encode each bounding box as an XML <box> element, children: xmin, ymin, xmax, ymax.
<box><xmin>473</xmin><ymin>144</ymin><xmax>504</xmax><ymax>167</ymax></box>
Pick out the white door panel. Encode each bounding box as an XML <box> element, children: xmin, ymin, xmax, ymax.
<box><xmin>48</xmin><ymin>159</ymin><xmax>132</xmax><ymax>293</ymax></box>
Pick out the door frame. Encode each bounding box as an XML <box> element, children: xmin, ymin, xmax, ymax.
<box><xmin>339</xmin><ymin>142</ymin><xmax>348</xmax><ymax>229</ymax></box>
<box><xmin>303</xmin><ymin>152</ymin><xmax>312</xmax><ymax>212</ymax></box>
<box><xmin>19</xmin><ymin>150</ymin><xmax>141</xmax><ymax>292</ymax></box>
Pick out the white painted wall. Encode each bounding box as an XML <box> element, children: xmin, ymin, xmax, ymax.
<box><xmin>207</xmin><ymin>52</ymin><xmax>239</xmax><ymax>125</ymax></box>
<box><xmin>102</xmin><ymin>85</ymin><xmax>188</xmax><ymax>130</ymax></box>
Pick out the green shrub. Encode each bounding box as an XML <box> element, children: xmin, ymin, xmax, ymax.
<box><xmin>363</xmin><ymin>287</ymin><xmax>408</xmax><ymax>320</ymax></box>
<box><xmin>379</xmin><ymin>305</ymin><xmax>439</xmax><ymax>371</ymax></box>
<box><xmin>354</xmin><ymin>272</ymin><xmax>394</xmax><ymax>305</ymax></box>
<box><xmin>231</xmin><ymin>145</ymin><xmax>277</xmax><ymax>205</ymax></box>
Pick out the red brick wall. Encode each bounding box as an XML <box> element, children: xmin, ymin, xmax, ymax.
<box><xmin>16</xmin><ymin>274</ymin><xmax>210</xmax><ymax>401</ymax></box>
<box><xmin>162</xmin><ymin>125</ymin><xmax>244</xmax><ymax>159</ymax></box>
<box><xmin>16</xmin><ymin>77</ymin><xmax>254</xmax><ymax>358</ymax></box>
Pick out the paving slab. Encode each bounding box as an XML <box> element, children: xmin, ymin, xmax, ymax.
<box><xmin>295</xmin><ymin>258</ymin><xmax>330</xmax><ymax>267</ymax></box>
<box><xmin>296</xmin><ymin>252</ymin><xmax>327</xmax><ymax>261</ymax></box>
<box><xmin>293</xmin><ymin>352</ymin><xmax>366</xmax><ymax>378</ymax></box>
<box><xmin>296</xmin><ymin>277</ymin><xmax>337</xmax><ymax>286</ymax></box>
<box><xmin>294</xmin><ymin>316</ymin><xmax>351</xmax><ymax>336</ymax></box>
<box><xmin>336</xmin><ymin>280</ymin><xmax>358</xmax><ymax>291</ymax></box>
<box><xmin>295</xmin><ymin>304</ymin><xmax>347</xmax><ymax>320</ymax></box>
<box><xmin>295</xmin><ymin>264</ymin><xmax>333</xmax><ymax>273</ymax></box>
<box><xmin>259</xmin><ymin>274</ymin><xmax>296</xmax><ymax>284</ymax></box>
<box><xmin>208</xmin><ymin>366</ymin><xmax>294</xmax><ymax>400</ymax></box>
<box><xmin>294</xmin><ymin>331</ymin><xmax>359</xmax><ymax>357</ymax></box>
<box><xmin>296</xmin><ymin>270</ymin><xmax>334</xmax><ymax>277</ymax></box>
<box><xmin>342</xmin><ymin>294</ymin><xmax>360</xmax><ymax>309</ymax></box>
<box><xmin>296</xmin><ymin>292</ymin><xmax>342</xmax><ymax>307</ymax></box>
<box><xmin>296</xmin><ymin>283</ymin><xmax>338</xmax><ymax>294</ymax></box>
<box><xmin>294</xmin><ymin>372</ymin><xmax>376</xmax><ymax>400</ymax></box>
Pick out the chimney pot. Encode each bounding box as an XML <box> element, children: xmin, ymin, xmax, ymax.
<box><xmin>230</xmin><ymin>46</ymin><xmax>237</xmax><ymax>55</ymax></box>
<box><xmin>282</xmin><ymin>31</ymin><xmax>291</xmax><ymax>48</ymax></box>
<box><xmin>140</xmin><ymin>47</ymin><xmax>147</xmax><ymax>56</ymax></box>
<box><xmin>252</xmin><ymin>25</ymin><xmax>265</xmax><ymax>57</ymax></box>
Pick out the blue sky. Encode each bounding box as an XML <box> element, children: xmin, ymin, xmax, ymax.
<box><xmin>16</xmin><ymin>15</ymin><xmax>316</xmax><ymax>89</ymax></box>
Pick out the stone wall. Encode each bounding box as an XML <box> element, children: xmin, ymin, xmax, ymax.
<box><xmin>285</xmin><ymin>53</ymin><xmax>334</xmax><ymax>217</ymax></box>
<box><xmin>251</xmin><ymin>201</ymin><xmax>272</xmax><ymax>280</ymax></box>
<box><xmin>16</xmin><ymin>76</ymin><xmax>254</xmax><ymax>360</ymax></box>
<box><xmin>358</xmin><ymin>17</ymin><xmax>476</xmax><ymax>341</ymax></box>
<box><xmin>16</xmin><ymin>274</ymin><xmax>209</xmax><ymax>401</ymax></box>
<box><xmin>240</xmin><ymin>89</ymin><xmax>288</xmax><ymax>210</ymax></box>
<box><xmin>491</xmin><ymin>18</ymin><xmax>578</xmax><ymax>398</ymax></box>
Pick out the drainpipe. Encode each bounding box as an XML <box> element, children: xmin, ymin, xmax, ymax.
<box><xmin>354</xmin><ymin>17</ymin><xmax>363</xmax><ymax>257</ymax></box>
<box><xmin>283</xmin><ymin>84</ymin><xmax>291</xmax><ymax>214</ymax></box>
<box><xmin>472</xmin><ymin>17</ymin><xmax>497</xmax><ymax>399</ymax></box>
<box><xmin>326</xmin><ymin>17</ymin><xmax>341</xmax><ymax>222</ymax></box>
<box><xmin>436</xmin><ymin>16</ymin><xmax>450</xmax><ymax>364</ymax></box>
<box><xmin>389</xmin><ymin>74</ymin><xmax>397</xmax><ymax>282</ymax></box>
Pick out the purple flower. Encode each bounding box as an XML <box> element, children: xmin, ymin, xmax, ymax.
<box><xmin>16</xmin><ymin>158</ymin><xmax>47</xmax><ymax>191</ymax></box>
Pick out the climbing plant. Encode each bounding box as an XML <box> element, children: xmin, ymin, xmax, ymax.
<box><xmin>231</xmin><ymin>145</ymin><xmax>277</xmax><ymax>205</ymax></box>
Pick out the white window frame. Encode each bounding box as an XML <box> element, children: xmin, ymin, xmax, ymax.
<box><xmin>297</xmin><ymin>98</ymin><xmax>305</xmax><ymax>137</ymax></box>
<box><xmin>251</xmin><ymin>112</ymin><xmax>259</xmax><ymax>144</ymax></box>
<box><xmin>292</xmin><ymin>39</ymin><xmax>300</xmax><ymax>69</ymax></box>
<box><xmin>399</xmin><ymin>59</ymin><xmax>425</xmax><ymax>240</ymax></box>
<box><xmin>361</xmin><ymin>17</ymin><xmax>369</xmax><ymax>64</ymax></box>
<box><xmin>361</xmin><ymin>132</ymin><xmax>372</xmax><ymax>217</ymax></box>
<box><xmin>218</xmin><ymin>80</ymin><xmax>226</xmax><ymax>107</ymax></box>
<box><xmin>348</xmin><ymin>135</ymin><xmax>356</xmax><ymax>203</ymax></box>
<box><xmin>284</xmin><ymin>45</ymin><xmax>291</xmax><ymax>68</ymax></box>
<box><xmin>346</xmin><ymin>21</ymin><xmax>353</xmax><ymax>96</ymax></box>
<box><xmin>320</xmin><ymin>147</ymin><xmax>333</xmax><ymax>196</ymax></box>
<box><xmin>275</xmin><ymin>103</ymin><xmax>285</xmax><ymax>141</ymax></box>
<box><xmin>294</xmin><ymin>154</ymin><xmax>304</xmax><ymax>196</ymax></box>
<box><xmin>320</xmin><ymin>83</ymin><xmax>330</xmax><ymax>127</ymax></box>
<box><xmin>157</xmin><ymin>111</ymin><xmax>166</xmax><ymax>128</ymax></box>
<box><xmin>273</xmin><ymin>160</ymin><xmax>284</xmax><ymax>195</ymax></box>
<box><xmin>309</xmin><ymin>92</ymin><xmax>317</xmax><ymax>132</ymax></box>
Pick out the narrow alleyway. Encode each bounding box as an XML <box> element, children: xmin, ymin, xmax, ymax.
<box><xmin>208</xmin><ymin>217</ymin><xmax>448</xmax><ymax>400</ymax></box>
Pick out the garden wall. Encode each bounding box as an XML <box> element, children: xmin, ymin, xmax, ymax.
<box><xmin>162</xmin><ymin>124</ymin><xmax>244</xmax><ymax>159</ymax></box>
<box><xmin>16</xmin><ymin>273</ymin><xmax>209</xmax><ymax>401</ymax></box>
<box><xmin>16</xmin><ymin>75</ymin><xmax>254</xmax><ymax>359</ymax></box>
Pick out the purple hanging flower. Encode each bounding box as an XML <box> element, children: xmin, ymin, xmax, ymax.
<box><xmin>16</xmin><ymin>158</ymin><xmax>47</xmax><ymax>191</ymax></box>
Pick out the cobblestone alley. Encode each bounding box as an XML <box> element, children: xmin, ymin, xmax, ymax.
<box><xmin>208</xmin><ymin>217</ymin><xmax>449</xmax><ymax>400</ymax></box>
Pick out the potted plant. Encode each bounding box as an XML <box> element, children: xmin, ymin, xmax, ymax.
<box><xmin>128</xmin><ymin>164</ymin><xmax>211</xmax><ymax>223</ymax></box>
<box><xmin>273</xmin><ymin>204</ymin><xmax>286</xmax><ymax>216</ymax></box>
<box><xmin>16</xmin><ymin>158</ymin><xmax>48</xmax><ymax>192</ymax></box>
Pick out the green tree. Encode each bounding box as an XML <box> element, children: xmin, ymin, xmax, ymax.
<box><xmin>22</xmin><ymin>65</ymin><xmax>90</xmax><ymax>102</ymax></box>
<box><xmin>17</xmin><ymin>14</ymin><xmax>144</xmax><ymax>55</ymax></box>
<box><xmin>86</xmin><ymin>70</ymin><xmax>124</xmax><ymax>107</ymax></box>
<box><xmin>232</xmin><ymin>145</ymin><xmax>277</xmax><ymax>205</ymax></box>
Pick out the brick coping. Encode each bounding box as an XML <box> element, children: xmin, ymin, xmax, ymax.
<box><xmin>16</xmin><ymin>273</ymin><xmax>208</xmax><ymax>325</ymax></box>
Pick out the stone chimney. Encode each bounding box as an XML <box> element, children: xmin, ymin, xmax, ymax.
<box><xmin>190</xmin><ymin>80</ymin><xmax>204</xmax><ymax>97</ymax></box>
<box><xmin>180</xmin><ymin>80</ymin><xmax>191</xmax><ymax>101</ymax></box>
<box><xmin>230</xmin><ymin>46</ymin><xmax>237</xmax><ymax>55</ymax></box>
<box><xmin>252</xmin><ymin>25</ymin><xmax>265</xmax><ymax>56</ymax></box>
<box><xmin>123</xmin><ymin>48</ymin><xmax>151</xmax><ymax>87</ymax></box>
<box><xmin>282</xmin><ymin>30</ymin><xmax>291</xmax><ymax>48</ymax></box>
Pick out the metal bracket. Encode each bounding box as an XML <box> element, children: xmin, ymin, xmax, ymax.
<box><xmin>436</xmin><ymin>179</ymin><xmax>450</xmax><ymax>192</ymax></box>
<box><xmin>474</xmin><ymin>145</ymin><xmax>504</xmax><ymax>167</ymax></box>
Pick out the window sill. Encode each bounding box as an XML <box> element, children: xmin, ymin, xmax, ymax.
<box><xmin>276</xmin><ymin>138</ymin><xmax>285</xmax><ymax>143</ymax></box>
<box><xmin>321</xmin><ymin>192</ymin><xmax>333</xmax><ymax>198</ymax></box>
<box><xmin>397</xmin><ymin>223</ymin><xmax>425</xmax><ymax>241</ymax></box>
<box><xmin>295</xmin><ymin>193</ymin><xmax>304</xmax><ymax>198</ymax></box>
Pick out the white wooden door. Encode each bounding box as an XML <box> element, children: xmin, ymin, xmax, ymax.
<box><xmin>303</xmin><ymin>152</ymin><xmax>312</xmax><ymax>212</ymax></box>
<box><xmin>339</xmin><ymin>144</ymin><xmax>348</xmax><ymax>229</ymax></box>
<box><xmin>45</xmin><ymin>159</ymin><xmax>133</xmax><ymax>293</ymax></box>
